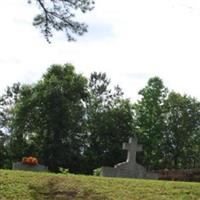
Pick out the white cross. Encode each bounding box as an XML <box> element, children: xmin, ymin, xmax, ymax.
<box><xmin>123</xmin><ymin>137</ymin><xmax>143</xmax><ymax>165</ymax></box>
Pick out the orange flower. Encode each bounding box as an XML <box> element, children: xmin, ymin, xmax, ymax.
<box><xmin>22</xmin><ymin>156</ymin><xmax>38</xmax><ymax>165</ymax></box>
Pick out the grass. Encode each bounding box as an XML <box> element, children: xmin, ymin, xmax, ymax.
<box><xmin>0</xmin><ymin>169</ymin><xmax>200</xmax><ymax>199</ymax></box>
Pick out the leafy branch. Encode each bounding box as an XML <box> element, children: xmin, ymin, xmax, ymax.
<box><xmin>28</xmin><ymin>0</ymin><xmax>95</xmax><ymax>42</ymax></box>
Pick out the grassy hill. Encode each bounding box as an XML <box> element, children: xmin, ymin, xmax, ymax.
<box><xmin>0</xmin><ymin>170</ymin><xmax>200</xmax><ymax>200</ymax></box>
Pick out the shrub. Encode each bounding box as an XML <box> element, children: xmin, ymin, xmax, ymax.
<box><xmin>59</xmin><ymin>167</ymin><xmax>69</xmax><ymax>175</ymax></box>
<box><xmin>93</xmin><ymin>168</ymin><xmax>102</xmax><ymax>176</ymax></box>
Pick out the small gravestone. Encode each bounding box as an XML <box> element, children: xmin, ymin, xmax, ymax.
<box><xmin>12</xmin><ymin>162</ymin><xmax>48</xmax><ymax>172</ymax></box>
<box><xmin>101</xmin><ymin>137</ymin><xmax>158</xmax><ymax>179</ymax></box>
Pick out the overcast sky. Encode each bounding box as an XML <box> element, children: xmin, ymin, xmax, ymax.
<box><xmin>0</xmin><ymin>0</ymin><xmax>200</xmax><ymax>101</ymax></box>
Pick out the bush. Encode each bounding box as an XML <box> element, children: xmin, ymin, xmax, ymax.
<box><xmin>59</xmin><ymin>167</ymin><xmax>69</xmax><ymax>175</ymax></box>
<box><xmin>93</xmin><ymin>168</ymin><xmax>102</xmax><ymax>176</ymax></box>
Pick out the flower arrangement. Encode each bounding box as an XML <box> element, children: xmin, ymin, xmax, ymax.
<box><xmin>22</xmin><ymin>156</ymin><xmax>38</xmax><ymax>166</ymax></box>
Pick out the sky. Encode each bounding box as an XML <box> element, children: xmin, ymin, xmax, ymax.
<box><xmin>0</xmin><ymin>0</ymin><xmax>200</xmax><ymax>101</ymax></box>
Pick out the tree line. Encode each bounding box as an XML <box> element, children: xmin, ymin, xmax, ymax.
<box><xmin>0</xmin><ymin>64</ymin><xmax>200</xmax><ymax>173</ymax></box>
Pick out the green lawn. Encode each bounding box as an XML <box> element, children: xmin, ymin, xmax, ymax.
<box><xmin>0</xmin><ymin>169</ymin><xmax>200</xmax><ymax>199</ymax></box>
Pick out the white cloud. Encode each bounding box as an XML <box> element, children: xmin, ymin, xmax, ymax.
<box><xmin>0</xmin><ymin>0</ymin><xmax>200</xmax><ymax>100</ymax></box>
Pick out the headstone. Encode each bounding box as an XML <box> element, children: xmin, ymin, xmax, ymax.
<box><xmin>115</xmin><ymin>137</ymin><xmax>142</xmax><ymax>170</ymax></box>
<box><xmin>101</xmin><ymin>137</ymin><xmax>158</xmax><ymax>179</ymax></box>
<box><xmin>12</xmin><ymin>162</ymin><xmax>48</xmax><ymax>172</ymax></box>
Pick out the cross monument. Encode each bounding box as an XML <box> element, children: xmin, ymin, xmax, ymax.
<box><xmin>122</xmin><ymin>137</ymin><xmax>143</xmax><ymax>166</ymax></box>
<box><xmin>101</xmin><ymin>137</ymin><xmax>159</xmax><ymax>179</ymax></box>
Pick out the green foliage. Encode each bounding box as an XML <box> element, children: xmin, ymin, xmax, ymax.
<box><xmin>84</xmin><ymin>72</ymin><xmax>135</xmax><ymax>173</ymax></box>
<box><xmin>0</xmin><ymin>83</ymin><xmax>21</xmax><ymax>134</ymax></box>
<box><xmin>10</xmin><ymin>64</ymin><xmax>89</xmax><ymax>172</ymax></box>
<box><xmin>162</xmin><ymin>92</ymin><xmax>200</xmax><ymax>169</ymax></box>
<box><xmin>1</xmin><ymin>65</ymin><xmax>200</xmax><ymax>174</ymax></box>
<box><xmin>0</xmin><ymin>83</ymin><xmax>21</xmax><ymax>168</ymax></box>
<box><xmin>0</xmin><ymin>131</ymin><xmax>5</xmax><ymax>167</ymax></box>
<box><xmin>59</xmin><ymin>167</ymin><xmax>69</xmax><ymax>175</ymax></box>
<box><xmin>135</xmin><ymin>77</ymin><xmax>200</xmax><ymax>170</ymax></box>
<box><xmin>1</xmin><ymin>67</ymin><xmax>135</xmax><ymax>174</ymax></box>
<box><xmin>134</xmin><ymin>77</ymin><xmax>168</xmax><ymax>169</ymax></box>
<box><xmin>30</xmin><ymin>0</ymin><xmax>95</xmax><ymax>42</ymax></box>
<box><xmin>93</xmin><ymin>168</ymin><xmax>101</xmax><ymax>176</ymax></box>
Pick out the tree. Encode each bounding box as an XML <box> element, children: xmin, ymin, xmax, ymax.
<box><xmin>162</xmin><ymin>92</ymin><xmax>200</xmax><ymax>169</ymax></box>
<box><xmin>30</xmin><ymin>0</ymin><xmax>95</xmax><ymax>42</ymax></box>
<box><xmin>10</xmin><ymin>64</ymin><xmax>88</xmax><ymax>172</ymax></box>
<box><xmin>0</xmin><ymin>130</ymin><xmax>11</xmax><ymax>168</ymax></box>
<box><xmin>0</xmin><ymin>83</ymin><xmax>21</xmax><ymax>168</ymax></box>
<box><xmin>134</xmin><ymin>77</ymin><xmax>168</xmax><ymax>169</ymax></box>
<box><xmin>0</xmin><ymin>83</ymin><xmax>21</xmax><ymax>135</ymax></box>
<box><xmin>134</xmin><ymin>77</ymin><xmax>200</xmax><ymax>170</ymax></box>
<box><xmin>84</xmin><ymin>72</ymin><xmax>135</xmax><ymax>173</ymax></box>
<box><xmin>0</xmin><ymin>131</ymin><xmax>6</xmax><ymax>167</ymax></box>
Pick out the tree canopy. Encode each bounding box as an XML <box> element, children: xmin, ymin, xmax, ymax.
<box><xmin>0</xmin><ymin>65</ymin><xmax>200</xmax><ymax>173</ymax></box>
<box><xmin>134</xmin><ymin>77</ymin><xmax>168</xmax><ymax>169</ymax></box>
<box><xmin>162</xmin><ymin>92</ymin><xmax>200</xmax><ymax>169</ymax></box>
<box><xmin>84</xmin><ymin>72</ymin><xmax>135</xmax><ymax>173</ymax></box>
<box><xmin>10</xmin><ymin>64</ymin><xmax>88</xmax><ymax>172</ymax></box>
<box><xmin>134</xmin><ymin>78</ymin><xmax>200</xmax><ymax>170</ymax></box>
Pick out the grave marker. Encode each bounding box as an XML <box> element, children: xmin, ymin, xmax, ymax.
<box><xmin>101</xmin><ymin>137</ymin><xmax>158</xmax><ymax>179</ymax></box>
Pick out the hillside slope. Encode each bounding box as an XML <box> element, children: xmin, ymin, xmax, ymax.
<box><xmin>0</xmin><ymin>170</ymin><xmax>200</xmax><ymax>199</ymax></box>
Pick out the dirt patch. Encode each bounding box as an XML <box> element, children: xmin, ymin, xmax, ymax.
<box><xmin>29</xmin><ymin>176</ymin><xmax>108</xmax><ymax>200</ymax></box>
